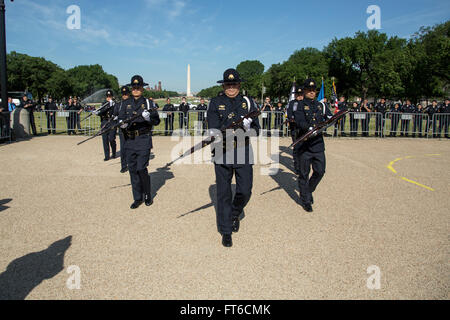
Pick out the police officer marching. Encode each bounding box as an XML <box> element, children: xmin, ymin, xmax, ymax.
<box><xmin>114</xmin><ymin>86</ymin><xmax>131</xmax><ymax>173</ymax></box>
<box><xmin>292</xmin><ymin>78</ymin><xmax>333</xmax><ymax>213</ymax></box>
<box><xmin>95</xmin><ymin>90</ymin><xmax>117</xmax><ymax>161</ymax></box>
<box><xmin>207</xmin><ymin>68</ymin><xmax>261</xmax><ymax>247</ymax></box>
<box><xmin>118</xmin><ymin>75</ymin><xmax>160</xmax><ymax>209</ymax></box>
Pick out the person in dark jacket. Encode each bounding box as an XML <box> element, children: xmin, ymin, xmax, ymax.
<box><xmin>45</xmin><ymin>97</ymin><xmax>58</xmax><ymax>134</ymax></box>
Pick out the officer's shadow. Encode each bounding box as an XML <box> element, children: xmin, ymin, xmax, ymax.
<box><xmin>260</xmin><ymin>146</ymin><xmax>299</xmax><ymax>204</ymax></box>
<box><xmin>0</xmin><ymin>235</ymin><xmax>72</xmax><ymax>300</ymax></box>
<box><xmin>149</xmin><ymin>165</ymin><xmax>175</xmax><ymax>200</ymax></box>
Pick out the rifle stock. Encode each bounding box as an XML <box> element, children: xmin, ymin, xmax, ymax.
<box><xmin>290</xmin><ymin>110</ymin><xmax>349</xmax><ymax>148</ymax></box>
<box><xmin>166</xmin><ymin>109</ymin><xmax>261</xmax><ymax>166</ymax></box>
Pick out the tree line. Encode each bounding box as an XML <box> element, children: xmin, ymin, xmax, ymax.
<box><xmin>5</xmin><ymin>52</ymin><xmax>180</xmax><ymax>102</ymax></box>
<box><xmin>198</xmin><ymin>21</ymin><xmax>449</xmax><ymax>103</ymax></box>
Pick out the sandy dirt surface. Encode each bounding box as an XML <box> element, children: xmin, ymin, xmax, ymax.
<box><xmin>0</xmin><ymin>135</ymin><xmax>449</xmax><ymax>300</ymax></box>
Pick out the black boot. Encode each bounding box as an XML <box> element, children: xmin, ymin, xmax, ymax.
<box><xmin>232</xmin><ymin>216</ymin><xmax>240</xmax><ymax>233</ymax></box>
<box><xmin>301</xmin><ymin>203</ymin><xmax>313</xmax><ymax>213</ymax></box>
<box><xmin>222</xmin><ymin>234</ymin><xmax>232</xmax><ymax>247</ymax></box>
<box><xmin>130</xmin><ymin>200</ymin><xmax>143</xmax><ymax>209</ymax></box>
<box><xmin>144</xmin><ymin>194</ymin><xmax>153</xmax><ymax>206</ymax></box>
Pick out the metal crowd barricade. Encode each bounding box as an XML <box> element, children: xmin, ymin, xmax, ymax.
<box><xmin>259</xmin><ymin>111</ymin><xmax>286</xmax><ymax>136</ymax></box>
<box><xmin>327</xmin><ymin>112</ymin><xmax>382</xmax><ymax>137</ymax></box>
<box><xmin>187</xmin><ymin>110</ymin><xmax>208</xmax><ymax>136</ymax></box>
<box><xmin>35</xmin><ymin>110</ymin><xmax>102</xmax><ymax>135</ymax></box>
<box><xmin>432</xmin><ymin>113</ymin><xmax>450</xmax><ymax>139</ymax></box>
<box><xmin>384</xmin><ymin>112</ymin><xmax>429</xmax><ymax>138</ymax></box>
<box><xmin>152</xmin><ymin>111</ymin><xmax>184</xmax><ymax>136</ymax></box>
<box><xmin>0</xmin><ymin>112</ymin><xmax>11</xmax><ymax>142</ymax></box>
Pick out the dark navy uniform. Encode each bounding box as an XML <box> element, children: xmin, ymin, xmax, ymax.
<box><xmin>360</xmin><ymin>102</ymin><xmax>371</xmax><ymax>136</ymax></box>
<box><xmin>374</xmin><ymin>100</ymin><xmax>386</xmax><ymax>137</ymax></box>
<box><xmin>162</xmin><ymin>102</ymin><xmax>175</xmax><ymax>135</ymax></box>
<box><xmin>425</xmin><ymin>103</ymin><xmax>439</xmax><ymax>138</ymax></box>
<box><xmin>287</xmin><ymin>98</ymin><xmax>302</xmax><ymax>174</ymax></box>
<box><xmin>178</xmin><ymin>101</ymin><xmax>189</xmax><ymax>129</ymax></box>
<box><xmin>349</xmin><ymin>102</ymin><xmax>360</xmax><ymax>136</ymax></box>
<box><xmin>44</xmin><ymin>99</ymin><xmax>58</xmax><ymax>134</ymax></box>
<box><xmin>118</xmin><ymin>75</ymin><xmax>160</xmax><ymax>208</ymax></box>
<box><xmin>207</xmin><ymin>69</ymin><xmax>261</xmax><ymax>245</ymax></box>
<box><xmin>196</xmin><ymin>102</ymin><xmax>208</xmax><ymax>132</ymax></box>
<box><xmin>97</xmin><ymin>91</ymin><xmax>117</xmax><ymax>161</ymax></box>
<box><xmin>389</xmin><ymin>104</ymin><xmax>401</xmax><ymax>136</ymax></box>
<box><xmin>293</xmin><ymin>79</ymin><xmax>332</xmax><ymax>211</ymax></box>
<box><xmin>412</xmin><ymin>105</ymin><xmax>424</xmax><ymax>137</ymax></box>
<box><xmin>64</xmin><ymin>100</ymin><xmax>75</xmax><ymax>135</ymax></box>
<box><xmin>114</xmin><ymin>86</ymin><xmax>131</xmax><ymax>172</ymax></box>
<box><xmin>400</xmin><ymin>103</ymin><xmax>415</xmax><ymax>136</ymax></box>
<box><xmin>438</xmin><ymin>101</ymin><xmax>450</xmax><ymax>138</ymax></box>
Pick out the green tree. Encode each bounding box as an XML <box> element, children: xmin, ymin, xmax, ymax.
<box><xmin>66</xmin><ymin>64</ymin><xmax>119</xmax><ymax>98</ymax></box>
<box><xmin>236</xmin><ymin>60</ymin><xmax>265</xmax><ymax>98</ymax></box>
<box><xmin>197</xmin><ymin>85</ymin><xmax>223</xmax><ymax>98</ymax></box>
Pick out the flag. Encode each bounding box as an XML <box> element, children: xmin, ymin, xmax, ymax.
<box><xmin>289</xmin><ymin>81</ymin><xmax>297</xmax><ymax>102</ymax></box>
<box><xmin>331</xmin><ymin>80</ymin><xmax>339</xmax><ymax>114</ymax></box>
<box><xmin>317</xmin><ymin>79</ymin><xmax>325</xmax><ymax>102</ymax></box>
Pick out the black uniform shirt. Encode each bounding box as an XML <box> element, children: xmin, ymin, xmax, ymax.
<box><xmin>293</xmin><ymin>98</ymin><xmax>332</xmax><ymax>153</ymax></box>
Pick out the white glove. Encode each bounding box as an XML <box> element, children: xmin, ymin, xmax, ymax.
<box><xmin>93</xmin><ymin>110</ymin><xmax>99</xmax><ymax>115</ymax></box>
<box><xmin>113</xmin><ymin>116</ymin><xmax>118</xmax><ymax>121</ymax></box>
<box><xmin>119</xmin><ymin>120</ymin><xmax>128</xmax><ymax>129</ymax></box>
<box><xmin>309</xmin><ymin>126</ymin><xmax>313</xmax><ymax>131</ymax></box>
<box><xmin>142</xmin><ymin>110</ymin><xmax>151</xmax><ymax>121</ymax></box>
<box><xmin>242</xmin><ymin>117</ymin><xmax>253</xmax><ymax>131</ymax></box>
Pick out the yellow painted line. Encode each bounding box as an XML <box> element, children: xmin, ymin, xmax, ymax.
<box><xmin>400</xmin><ymin>177</ymin><xmax>435</xmax><ymax>191</ymax></box>
<box><xmin>386</xmin><ymin>154</ymin><xmax>440</xmax><ymax>192</ymax></box>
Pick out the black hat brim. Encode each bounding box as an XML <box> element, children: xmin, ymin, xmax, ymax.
<box><xmin>126</xmin><ymin>82</ymin><xmax>149</xmax><ymax>87</ymax></box>
<box><xmin>217</xmin><ymin>80</ymin><xmax>244</xmax><ymax>84</ymax></box>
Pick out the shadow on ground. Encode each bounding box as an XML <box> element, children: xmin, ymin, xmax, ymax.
<box><xmin>0</xmin><ymin>236</ymin><xmax>72</xmax><ymax>300</ymax></box>
<box><xmin>260</xmin><ymin>146</ymin><xmax>299</xmax><ymax>204</ymax></box>
<box><xmin>0</xmin><ymin>199</ymin><xmax>12</xmax><ymax>212</ymax></box>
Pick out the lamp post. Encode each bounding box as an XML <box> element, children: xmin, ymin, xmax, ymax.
<box><xmin>0</xmin><ymin>0</ymin><xmax>9</xmax><ymax>112</ymax></box>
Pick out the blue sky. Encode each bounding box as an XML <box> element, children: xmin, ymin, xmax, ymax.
<box><xmin>5</xmin><ymin>0</ymin><xmax>450</xmax><ymax>93</ymax></box>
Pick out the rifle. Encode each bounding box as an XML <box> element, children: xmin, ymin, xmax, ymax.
<box><xmin>77</xmin><ymin>113</ymin><xmax>140</xmax><ymax>146</ymax></box>
<box><xmin>80</xmin><ymin>101</ymin><xmax>113</xmax><ymax>122</ymax></box>
<box><xmin>165</xmin><ymin>109</ymin><xmax>261</xmax><ymax>166</ymax></box>
<box><xmin>290</xmin><ymin>110</ymin><xmax>349</xmax><ymax>148</ymax></box>
<box><xmin>273</xmin><ymin>117</ymin><xmax>295</xmax><ymax>131</ymax></box>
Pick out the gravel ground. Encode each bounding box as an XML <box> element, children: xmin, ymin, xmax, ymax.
<box><xmin>0</xmin><ymin>135</ymin><xmax>448</xmax><ymax>300</ymax></box>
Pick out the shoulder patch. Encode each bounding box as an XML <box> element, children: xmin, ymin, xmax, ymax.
<box><xmin>242</xmin><ymin>102</ymin><xmax>247</xmax><ymax>109</ymax></box>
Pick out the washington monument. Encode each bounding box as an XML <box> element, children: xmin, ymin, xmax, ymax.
<box><xmin>187</xmin><ymin>64</ymin><xmax>192</xmax><ymax>97</ymax></box>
